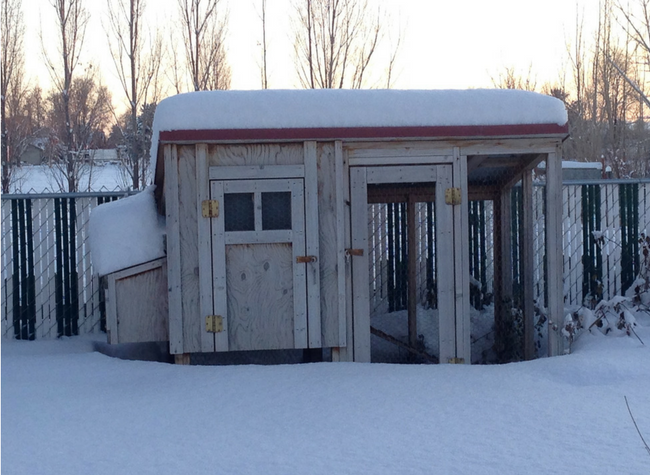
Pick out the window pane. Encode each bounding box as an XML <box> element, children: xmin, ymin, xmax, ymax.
<box><xmin>224</xmin><ymin>193</ymin><xmax>255</xmax><ymax>231</ymax></box>
<box><xmin>262</xmin><ymin>192</ymin><xmax>292</xmax><ymax>230</ymax></box>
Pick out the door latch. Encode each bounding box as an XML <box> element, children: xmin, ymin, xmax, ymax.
<box><xmin>296</xmin><ymin>255</ymin><xmax>318</xmax><ymax>263</ymax></box>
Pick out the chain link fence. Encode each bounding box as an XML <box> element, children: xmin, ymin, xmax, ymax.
<box><xmin>1</xmin><ymin>192</ymin><xmax>132</xmax><ymax>340</ymax></box>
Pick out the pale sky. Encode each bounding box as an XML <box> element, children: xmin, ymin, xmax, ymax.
<box><xmin>23</xmin><ymin>0</ymin><xmax>600</xmax><ymax>111</ymax></box>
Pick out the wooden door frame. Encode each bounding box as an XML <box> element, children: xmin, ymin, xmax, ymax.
<box><xmin>209</xmin><ymin>178</ymin><xmax>310</xmax><ymax>351</ymax></box>
<box><xmin>349</xmin><ymin>163</ymin><xmax>463</xmax><ymax>363</ymax></box>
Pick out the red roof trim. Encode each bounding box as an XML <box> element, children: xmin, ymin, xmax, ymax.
<box><xmin>159</xmin><ymin>123</ymin><xmax>569</xmax><ymax>142</ymax></box>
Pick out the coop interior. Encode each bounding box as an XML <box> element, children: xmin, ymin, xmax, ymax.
<box><xmin>368</xmin><ymin>154</ymin><xmax>547</xmax><ymax>364</ymax></box>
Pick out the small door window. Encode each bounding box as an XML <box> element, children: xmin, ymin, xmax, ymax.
<box><xmin>221</xmin><ymin>185</ymin><xmax>294</xmax><ymax>234</ymax></box>
<box><xmin>224</xmin><ymin>193</ymin><xmax>255</xmax><ymax>231</ymax></box>
<box><xmin>262</xmin><ymin>192</ymin><xmax>292</xmax><ymax>230</ymax></box>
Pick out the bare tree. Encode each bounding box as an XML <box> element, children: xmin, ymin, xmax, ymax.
<box><xmin>293</xmin><ymin>0</ymin><xmax>387</xmax><ymax>89</ymax></box>
<box><xmin>42</xmin><ymin>0</ymin><xmax>90</xmax><ymax>192</ymax></box>
<box><xmin>106</xmin><ymin>0</ymin><xmax>164</xmax><ymax>189</ymax></box>
<box><xmin>176</xmin><ymin>0</ymin><xmax>231</xmax><ymax>91</ymax></box>
<box><xmin>559</xmin><ymin>0</ymin><xmax>650</xmax><ymax>177</ymax></box>
<box><xmin>258</xmin><ymin>0</ymin><xmax>269</xmax><ymax>89</ymax></box>
<box><xmin>46</xmin><ymin>68</ymin><xmax>113</xmax><ymax>192</ymax></box>
<box><xmin>490</xmin><ymin>65</ymin><xmax>538</xmax><ymax>91</ymax></box>
<box><xmin>1</xmin><ymin>0</ymin><xmax>26</xmax><ymax>193</ymax></box>
<box><xmin>384</xmin><ymin>22</ymin><xmax>402</xmax><ymax>89</ymax></box>
<box><xmin>562</xmin><ymin>6</ymin><xmax>604</xmax><ymax>166</ymax></box>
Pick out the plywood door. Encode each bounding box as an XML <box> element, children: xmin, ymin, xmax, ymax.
<box><xmin>349</xmin><ymin>164</ymin><xmax>457</xmax><ymax>363</ymax></box>
<box><xmin>210</xmin><ymin>179</ymin><xmax>308</xmax><ymax>351</ymax></box>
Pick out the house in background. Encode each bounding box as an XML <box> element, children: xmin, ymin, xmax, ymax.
<box><xmin>19</xmin><ymin>139</ymin><xmax>47</xmax><ymax>165</ymax></box>
<box><xmin>537</xmin><ymin>160</ymin><xmax>605</xmax><ymax>181</ymax></box>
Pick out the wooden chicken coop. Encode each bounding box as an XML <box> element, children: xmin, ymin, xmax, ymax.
<box><xmin>105</xmin><ymin>89</ymin><xmax>569</xmax><ymax>364</ymax></box>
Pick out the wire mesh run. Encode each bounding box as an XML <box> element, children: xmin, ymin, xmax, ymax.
<box><xmin>368</xmin><ymin>200</ymin><xmax>439</xmax><ymax>363</ymax></box>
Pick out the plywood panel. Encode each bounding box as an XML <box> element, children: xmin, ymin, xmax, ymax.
<box><xmin>317</xmin><ymin>143</ymin><xmax>340</xmax><ymax>347</ymax></box>
<box><xmin>178</xmin><ymin>145</ymin><xmax>202</xmax><ymax>353</ymax></box>
<box><xmin>209</xmin><ymin>143</ymin><xmax>304</xmax><ymax>167</ymax></box>
<box><xmin>115</xmin><ymin>261</ymin><xmax>169</xmax><ymax>343</ymax></box>
<box><xmin>226</xmin><ymin>243</ymin><xmax>295</xmax><ymax>351</ymax></box>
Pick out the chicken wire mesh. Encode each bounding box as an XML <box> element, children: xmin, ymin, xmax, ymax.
<box><xmin>363</xmin><ymin>157</ymin><xmax>552</xmax><ymax>364</ymax></box>
<box><xmin>466</xmin><ymin>157</ymin><xmax>552</xmax><ymax>363</ymax></box>
<box><xmin>367</xmin><ymin>198</ymin><xmax>439</xmax><ymax>364</ymax></box>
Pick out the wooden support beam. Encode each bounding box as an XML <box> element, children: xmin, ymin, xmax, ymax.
<box><xmin>502</xmin><ymin>153</ymin><xmax>546</xmax><ymax>191</ymax></box>
<box><xmin>350</xmin><ymin>167</ymin><xmax>371</xmax><ymax>362</ymax></box>
<box><xmin>165</xmin><ymin>144</ymin><xmax>184</xmax><ymax>355</ymax></box>
<box><xmin>495</xmin><ymin>187</ymin><xmax>513</xmax><ymax>362</ymax></box>
<box><xmin>522</xmin><ymin>169</ymin><xmax>535</xmax><ymax>360</ymax></box>
<box><xmin>196</xmin><ymin>144</ymin><xmax>216</xmax><ymax>353</ymax></box>
<box><xmin>174</xmin><ymin>353</ymin><xmax>191</xmax><ymax>365</ymax></box>
<box><xmin>332</xmin><ymin>142</ymin><xmax>352</xmax><ymax>362</ymax></box>
<box><xmin>546</xmin><ymin>148</ymin><xmax>564</xmax><ymax>357</ymax></box>
<box><xmin>452</xmin><ymin>150</ymin><xmax>471</xmax><ymax>363</ymax></box>
<box><xmin>304</xmin><ymin>141</ymin><xmax>322</xmax><ymax>348</ymax></box>
<box><xmin>407</xmin><ymin>194</ymin><xmax>417</xmax><ymax>348</ymax></box>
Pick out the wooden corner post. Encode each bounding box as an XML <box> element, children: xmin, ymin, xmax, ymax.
<box><xmin>546</xmin><ymin>146</ymin><xmax>564</xmax><ymax>357</ymax></box>
<box><xmin>521</xmin><ymin>169</ymin><xmax>535</xmax><ymax>360</ymax></box>
<box><xmin>164</xmin><ymin>144</ymin><xmax>184</xmax><ymax>356</ymax></box>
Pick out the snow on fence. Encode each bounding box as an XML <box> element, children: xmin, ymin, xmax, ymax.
<box><xmin>2</xmin><ymin>181</ymin><xmax>649</xmax><ymax>341</ymax></box>
<box><xmin>1</xmin><ymin>192</ymin><xmax>133</xmax><ymax>340</ymax></box>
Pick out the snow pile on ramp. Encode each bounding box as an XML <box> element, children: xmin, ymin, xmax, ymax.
<box><xmin>88</xmin><ymin>186</ymin><xmax>165</xmax><ymax>276</ymax></box>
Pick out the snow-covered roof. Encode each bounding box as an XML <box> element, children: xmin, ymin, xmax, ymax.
<box><xmin>150</xmin><ymin>89</ymin><xmax>568</xmax><ymax>172</ymax></box>
<box><xmin>562</xmin><ymin>160</ymin><xmax>602</xmax><ymax>170</ymax></box>
<box><xmin>153</xmin><ymin>89</ymin><xmax>567</xmax><ymax>131</ymax></box>
<box><xmin>538</xmin><ymin>160</ymin><xmax>603</xmax><ymax>170</ymax></box>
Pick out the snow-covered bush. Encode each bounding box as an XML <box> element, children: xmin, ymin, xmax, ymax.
<box><xmin>563</xmin><ymin>231</ymin><xmax>649</xmax><ymax>351</ymax></box>
<box><xmin>627</xmin><ymin>233</ymin><xmax>650</xmax><ymax>307</ymax></box>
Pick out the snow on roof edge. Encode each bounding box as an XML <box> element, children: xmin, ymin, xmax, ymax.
<box><xmin>150</xmin><ymin>89</ymin><xmax>568</xmax><ymax>175</ymax></box>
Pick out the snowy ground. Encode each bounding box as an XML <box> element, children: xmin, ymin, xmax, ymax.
<box><xmin>9</xmin><ymin>163</ymin><xmax>127</xmax><ymax>193</ymax></box>
<box><xmin>2</xmin><ymin>320</ymin><xmax>650</xmax><ymax>475</ymax></box>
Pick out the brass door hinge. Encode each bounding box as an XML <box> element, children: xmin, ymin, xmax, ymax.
<box><xmin>205</xmin><ymin>315</ymin><xmax>224</xmax><ymax>333</ymax></box>
<box><xmin>445</xmin><ymin>188</ymin><xmax>462</xmax><ymax>206</ymax></box>
<box><xmin>201</xmin><ymin>200</ymin><xmax>219</xmax><ymax>218</ymax></box>
<box><xmin>345</xmin><ymin>248</ymin><xmax>364</xmax><ymax>257</ymax></box>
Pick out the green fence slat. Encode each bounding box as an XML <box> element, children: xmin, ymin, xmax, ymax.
<box><xmin>11</xmin><ymin>200</ymin><xmax>20</xmax><ymax>339</ymax></box>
